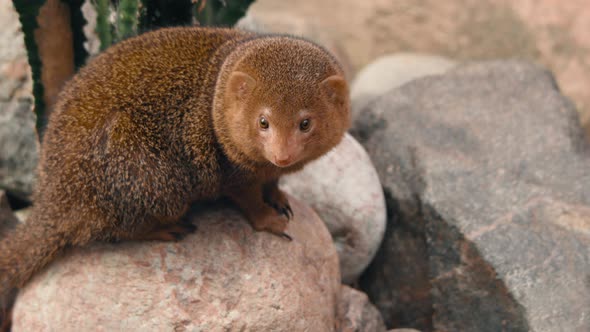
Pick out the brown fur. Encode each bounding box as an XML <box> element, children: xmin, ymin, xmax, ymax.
<box><xmin>0</xmin><ymin>27</ymin><xmax>350</xmax><ymax>313</ymax></box>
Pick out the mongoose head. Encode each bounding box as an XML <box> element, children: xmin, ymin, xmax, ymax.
<box><xmin>218</xmin><ymin>37</ymin><xmax>351</xmax><ymax>169</ymax></box>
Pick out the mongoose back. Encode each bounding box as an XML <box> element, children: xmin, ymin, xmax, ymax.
<box><xmin>0</xmin><ymin>27</ymin><xmax>350</xmax><ymax>304</ymax></box>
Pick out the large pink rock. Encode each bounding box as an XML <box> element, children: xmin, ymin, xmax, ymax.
<box><xmin>12</xmin><ymin>196</ymin><xmax>341</xmax><ymax>331</ymax></box>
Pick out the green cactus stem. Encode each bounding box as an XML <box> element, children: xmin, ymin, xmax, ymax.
<box><xmin>12</xmin><ymin>0</ymin><xmax>46</xmax><ymax>139</ymax></box>
<box><xmin>94</xmin><ymin>0</ymin><xmax>113</xmax><ymax>51</ymax></box>
<box><xmin>115</xmin><ymin>0</ymin><xmax>139</xmax><ymax>41</ymax></box>
<box><xmin>194</xmin><ymin>0</ymin><xmax>255</xmax><ymax>27</ymax></box>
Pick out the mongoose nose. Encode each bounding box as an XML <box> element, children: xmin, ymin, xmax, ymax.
<box><xmin>273</xmin><ymin>155</ymin><xmax>293</xmax><ymax>167</ymax></box>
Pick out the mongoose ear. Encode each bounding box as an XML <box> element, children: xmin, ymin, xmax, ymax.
<box><xmin>320</xmin><ymin>75</ymin><xmax>349</xmax><ymax>106</ymax></box>
<box><xmin>227</xmin><ymin>71</ymin><xmax>257</xmax><ymax>101</ymax></box>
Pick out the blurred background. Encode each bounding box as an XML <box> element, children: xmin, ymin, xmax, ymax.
<box><xmin>1</xmin><ymin>0</ymin><xmax>589</xmax><ymax>137</ymax></box>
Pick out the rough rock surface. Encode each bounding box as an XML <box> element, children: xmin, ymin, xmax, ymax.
<box><xmin>350</xmin><ymin>53</ymin><xmax>456</xmax><ymax>121</ymax></box>
<box><xmin>12</xmin><ymin>196</ymin><xmax>341</xmax><ymax>331</ymax></box>
<box><xmin>337</xmin><ymin>285</ymin><xmax>386</xmax><ymax>332</ymax></box>
<box><xmin>0</xmin><ymin>0</ymin><xmax>37</xmax><ymax>201</ymax></box>
<box><xmin>0</xmin><ymin>190</ymin><xmax>19</xmax><ymax>236</ymax></box>
<box><xmin>0</xmin><ymin>96</ymin><xmax>38</xmax><ymax>201</ymax></box>
<box><xmin>354</xmin><ymin>61</ymin><xmax>590</xmax><ymax>331</ymax></box>
<box><xmin>282</xmin><ymin>134</ymin><xmax>386</xmax><ymax>284</ymax></box>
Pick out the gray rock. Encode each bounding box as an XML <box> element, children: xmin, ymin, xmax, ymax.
<box><xmin>0</xmin><ymin>0</ymin><xmax>26</xmax><ymax>65</ymax></box>
<box><xmin>0</xmin><ymin>97</ymin><xmax>38</xmax><ymax>200</ymax></box>
<box><xmin>282</xmin><ymin>134</ymin><xmax>386</xmax><ymax>284</ymax></box>
<box><xmin>0</xmin><ymin>190</ymin><xmax>18</xmax><ymax>239</ymax></box>
<box><xmin>350</xmin><ymin>54</ymin><xmax>456</xmax><ymax>121</ymax></box>
<box><xmin>13</xmin><ymin>207</ymin><xmax>31</xmax><ymax>224</ymax></box>
<box><xmin>0</xmin><ymin>0</ymin><xmax>37</xmax><ymax>201</ymax></box>
<box><xmin>353</xmin><ymin>61</ymin><xmax>590</xmax><ymax>331</ymax></box>
<box><xmin>337</xmin><ymin>285</ymin><xmax>386</xmax><ymax>332</ymax></box>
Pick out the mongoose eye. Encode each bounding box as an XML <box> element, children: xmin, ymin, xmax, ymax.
<box><xmin>299</xmin><ymin>119</ymin><xmax>311</xmax><ymax>132</ymax></box>
<box><xmin>259</xmin><ymin>116</ymin><xmax>269</xmax><ymax>129</ymax></box>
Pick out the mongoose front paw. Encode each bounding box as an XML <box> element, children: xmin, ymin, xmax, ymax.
<box><xmin>263</xmin><ymin>187</ymin><xmax>293</xmax><ymax>220</ymax></box>
<box><xmin>250</xmin><ymin>212</ymin><xmax>292</xmax><ymax>241</ymax></box>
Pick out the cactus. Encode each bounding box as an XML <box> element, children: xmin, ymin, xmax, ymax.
<box><xmin>115</xmin><ymin>0</ymin><xmax>139</xmax><ymax>41</ymax></box>
<box><xmin>194</xmin><ymin>0</ymin><xmax>256</xmax><ymax>27</ymax></box>
<box><xmin>139</xmin><ymin>0</ymin><xmax>193</xmax><ymax>30</ymax></box>
<box><xmin>94</xmin><ymin>0</ymin><xmax>113</xmax><ymax>51</ymax></box>
<box><xmin>12</xmin><ymin>0</ymin><xmax>45</xmax><ymax>138</ymax></box>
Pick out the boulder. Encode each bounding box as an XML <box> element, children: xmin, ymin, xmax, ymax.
<box><xmin>0</xmin><ymin>0</ymin><xmax>27</xmax><ymax>65</ymax></box>
<box><xmin>0</xmin><ymin>0</ymin><xmax>37</xmax><ymax>202</ymax></box>
<box><xmin>12</xmin><ymin>196</ymin><xmax>342</xmax><ymax>331</ymax></box>
<box><xmin>282</xmin><ymin>134</ymin><xmax>386</xmax><ymax>284</ymax></box>
<box><xmin>0</xmin><ymin>190</ymin><xmax>18</xmax><ymax>236</ymax></box>
<box><xmin>0</xmin><ymin>97</ymin><xmax>38</xmax><ymax>201</ymax></box>
<box><xmin>350</xmin><ymin>53</ymin><xmax>456</xmax><ymax>121</ymax></box>
<box><xmin>353</xmin><ymin>61</ymin><xmax>590</xmax><ymax>331</ymax></box>
<box><xmin>337</xmin><ymin>285</ymin><xmax>386</xmax><ymax>332</ymax></box>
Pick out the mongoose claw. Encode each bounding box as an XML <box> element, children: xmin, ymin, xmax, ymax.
<box><xmin>263</xmin><ymin>185</ymin><xmax>292</xmax><ymax>220</ymax></box>
<box><xmin>285</xmin><ymin>204</ymin><xmax>293</xmax><ymax>219</ymax></box>
<box><xmin>281</xmin><ymin>232</ymin><xmax>293</xmax><ymax>241</ymax></box>
<box><xmin>279</xmin><ymin>207</ymin><xmax>290</xmax><ymax>220</ymax></box>
<box><xmin>281</xmin><ymin>205</ymin><xmax>293</xmax><ymax>220</ymax></box>
<box><xmin>268</xmin><ymin>202</ymin><xmax>293</xmax><ymax>220</ymax></box>
<box><xmin>172</xmin><ymin>222</ymin><xmax>197</xmax><ymax>240</ymax></box>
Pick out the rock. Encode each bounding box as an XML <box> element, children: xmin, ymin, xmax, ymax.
<box><xmin>236</xmin><ymin>11</ymin><xmax>354</xmax><ymax>80</ymax></box>
<box><xmin>0</xmin><ymin>0</ymin><xmax>38</xmax><ymax>201</ymax></box>
<box><xmin>281</xmin><ymin>134</ymin><xmax>386</xmax><ymax>284</ymax></box>
<box><xmin>12</xmin><ymin>196</ymin><xmax>342</xmax><ymax>331</ymax></box>
<box><xmin>0</xmin><ymin>59</ymin><xmax>29</xmax><ymax>101</ymax></box>
<box><xmin>337</xmin><ymin>285</ymin><xmax>386</xmax><ymax>332</ymax></box>
<box><xmin>350</xmin><ymin>53</ymin><xmax>456</xmax><ymax>121</ymax></box>
<box><xmin>0</xmin><ymin>0</ymin><xmax>26</xmax><ymax>65</ymax></box>
<box><xmin>388</xmin><ymin>329</ymin><xmax>422</xmax><ymax>332</ymax></box>
<box><xmin>13</xmin><ymin>207</ymin><xmax>31</xmax><ymax>224</ymax></box>
<box><xmin>0</xmin><ymin>190</ymin><xmax>19</xmax><ymax>236</ymax></box>
<box><xmin>353</xmin><ymin>61</ymin><xmax>590</xmax><ymax>331</ymax></box>
<box><xmin>0</xmin><ymin>97</ymin><xmax>38</xmax><ymax>201</ymax></box>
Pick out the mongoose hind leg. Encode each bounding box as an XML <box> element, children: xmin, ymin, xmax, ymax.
<box><xmin>103</xmin><ymin>218</ymin><xmax>197</xmax><ymax>243</ymax></box>
<box><xmin>134</xmin><ymin>220</ymin><xmax>197</xmax><ymax>242</ymax></box>
<box><xmin>104</xmin><ymin>204</ymin><xmax>195</xmax><ymax>242</ymax></box>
